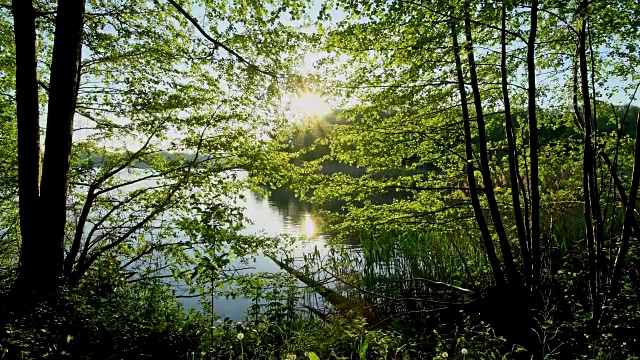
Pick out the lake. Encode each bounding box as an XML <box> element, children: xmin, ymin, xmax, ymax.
<box><xmin>177</xmin><ymin>187</ymin><xmax>335</xmax><ymax>320</ymax></box>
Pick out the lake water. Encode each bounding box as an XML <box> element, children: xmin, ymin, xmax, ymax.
<box><xmin>178</xmin><ymin>188</ymin><xmax>335</xmax><ymax>320</ymax></box>
<box><xmin>102</xmin><ymin>169</ymin><xmax>340</xmax><ymax>319</ymax></box>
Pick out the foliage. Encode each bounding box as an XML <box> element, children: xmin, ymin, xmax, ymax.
<box><xmin>0</xmin><ymin>2</ymin><xmax>18</xmax><ymax>278</ymax></box>
<box><xmin>0</xmin><ymin>0</ymin><xmax>318</xmax><ymax>297</ymax></box>
<box><xmin>3</xmin><ymin>0</ymin><xmax>640</xmax><ymax>358</ymax></box>
<box><xmin>260</xmin><ymin>0</ymin><xmax>640</xmax><ymax>357</ymax></box>
<box><xmin>1</xmin><ymin>276</ymin><xmax>209</xmax><ymax>359</ymax></box>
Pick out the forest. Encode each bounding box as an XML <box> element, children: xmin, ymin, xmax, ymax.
<box><xmin>1</xmin><ymin>0</ymin><xmax>640</xmax><ymax>359</ymax></box>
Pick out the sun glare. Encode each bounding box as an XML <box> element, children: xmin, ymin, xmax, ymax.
<box><xmin>290</xmin><ymin>92</ymin><xmax>332</xmax><ymax>119</ymax></box>
<box><xmin>303</xmin><ymin>213</ymin><xmax>317</xmax><ymax>238</ymax></box>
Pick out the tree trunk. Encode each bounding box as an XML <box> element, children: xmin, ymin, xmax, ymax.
<box><xmin>12</xmin><ymin>0</ymin><xmax>42</xmax><ymax>295</ymax></box>
<box><xmin>610</xmin><ymin>112</ymin><xmax>640</xmax><ymax>299</ymax></box>
<box><xmin>501</xmin><ymin>1</ymin><xmax>531</xmax><ymax>286</ymax></box>
<box><xmin>527</xmin><ymin>0</ymin><xmax>541</xmax><ymax>287</ymax></box>
<box><xmin>451</xmin><ymin>20</ymin><xmax>506</xmax><ymax>287</ymax></box>
<box><xmin>14</xmin><ymin>0</ymin><xmax>86</xmax><ymax>296</ymax></box>
<box><xmin>463</xmin><ymin>13</ymin><xmax>519</xmax><ymax>285</ymax></box>
<box><xmin>577</xmin><ymin>1</ymin><xmax>601</xmax><ymax>324</ymax></box>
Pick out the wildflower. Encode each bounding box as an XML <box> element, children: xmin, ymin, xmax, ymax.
<box><xmin>441</xmin><ymin>352</ymin><xmax>449</xmax><ymax>358</ymax></box>
<box><xmin>237</xmin><ymin>333</ymin><xmax>244</xmax><ymax>340</ymax></box>
<box><xmin>461</xmin><ymin>348</ymin><xmax>468</xmax><ymax>355</ymax></box>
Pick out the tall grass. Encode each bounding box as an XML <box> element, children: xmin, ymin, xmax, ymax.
<box><xmin>356</xmin><ymin>230</ymin><xmax>487</xmax><ymax>285</ymax></box>
<box><xmin>314</xmin><ymin>230</ymin><xmax>489</xmax><ymax>320</ymax></box>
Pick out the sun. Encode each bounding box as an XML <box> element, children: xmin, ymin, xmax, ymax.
<box><xmin>289</xmin><ymin>92</ymin><xmax>332</xmax><ymax>119</ymax></box>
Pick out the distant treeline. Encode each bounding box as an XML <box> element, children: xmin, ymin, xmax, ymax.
<box><xmin>80</xmin><ymin>151</ymin><xmax>213</xmax><ymax>169</ymax></box>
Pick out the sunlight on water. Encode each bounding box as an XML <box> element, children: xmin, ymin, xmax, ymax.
<box><xmin>303</xmin><ymin>213</ymin><xmax>317</xmax><ymax>238</ymax></box>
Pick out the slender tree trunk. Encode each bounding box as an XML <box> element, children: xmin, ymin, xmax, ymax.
<box><xmin>65</xmin><ymin>186</ymin><xmax>95</xmax><ymax>276</ymax></box>
<box><xmin>577</xmin><ymin>2</ymin><xmax>601</xmax><ymax>323</ymax></box>
<box><xmin>451</xmin><ymin>21</ymin><xmax>506</xmax><ymax>287</ymax></box>
<box><xmin>527</xmin><ymin>0</ymin><xmax>541</xmax><ymax>287</ymax></box>
<box><xmin>610</xmin><ymin>112</ymin><xmax>640</xmax><ymax>299</ymax></box>
<box><xmin>600</xmin><ymin>152</ymin><xmax>639</xmax><ymax>235</ymax></box>
<box><xmin>517</xmin><ymin>139</ymin><xmax>532</xmax><ymax>250</ymax></box>
<box><xmin>588</xmin><ymin>29</ymin><xmax>606</xmax><ymax>281</ymax></box>
<box><xmin>604</xmin><ymin>90</ymin><xmax>638</xmax><ymax>270</ymax></box>
<box><xmin>12</xmin><ymin>0</ymin><xmax>43</xmax><ymax>294</ymax></box>
<box><xmin>588</xmin><ymin>27</ymin><xmax>605</xmax><ymax>252</ymax></box>
<box><xmin>463</xmin><ymin>14</ymin><xmax>519</xmax><ymax>285</ymax></box>
<box><xmin>501</xmin><ymin>1</ymin><xmax>531</xmax><ymax>284</ymax></box>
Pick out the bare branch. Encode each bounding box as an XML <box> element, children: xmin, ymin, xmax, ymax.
<box><xmin>164</xmin><ymin>0</ymin><xmax>276</xmax><ymax>78</ymax></box>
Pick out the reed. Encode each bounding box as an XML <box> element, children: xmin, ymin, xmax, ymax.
<box><xmin>313</xmin><ymin>229</ymin><xmax>488</xmax><ymax>319</ymax></box>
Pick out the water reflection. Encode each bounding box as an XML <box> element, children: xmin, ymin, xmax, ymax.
<box><xmin>248</xmin><ymin>187</ymin><xmax>324</xmax><ymax>240</ymax></box>
<box><xmin>303</xmin><ymin>213</ymin><xmax>317</xmax><ymax>238</ymax></box>
<box><xmin>180</xmin><ymin>187</ymin><xmax>331</xmax><ymax>319</ymax></box>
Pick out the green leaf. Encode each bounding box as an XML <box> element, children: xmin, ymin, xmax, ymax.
<box><xmin>359</xmin><ymin>340</ymin><xmax>369</xmax><ymax>360</ymax></box>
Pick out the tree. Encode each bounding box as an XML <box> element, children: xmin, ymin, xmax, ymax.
<box><xmin>279</xmin><ymin>0</ymin><xmax>640</xmax><ymax>355</ymax></box>
<box><xmin>4</xmin><ymin>0</ymin><xmax>308</xmax><ymax>300</ymax></box>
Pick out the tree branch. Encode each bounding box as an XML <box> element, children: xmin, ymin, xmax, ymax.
<box><xmin>164</xmin><ymin>0</ymin><xmax>276</xmax><ymax>78</ymax></box>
